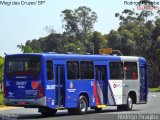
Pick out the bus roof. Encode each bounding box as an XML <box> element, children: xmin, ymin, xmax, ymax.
<box><xmin>5</xmin><ymin>53</ymin><xmax>146</xmax><ymax>62</ymax></box>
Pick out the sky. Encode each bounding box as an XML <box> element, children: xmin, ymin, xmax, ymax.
<box><xmin>0</xmin><ymin>0</ymin><xmax>140</xmax><ymax>57</ymax></box>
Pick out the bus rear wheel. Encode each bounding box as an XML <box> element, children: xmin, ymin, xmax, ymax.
<box><xmin>117</xmin><ymin>96</ymin><xmax>133</xmax><ymax>111</ymax></box>
<box><xmin>117</xmin><ymin>105</ymin><xmax>125</xmax><ymax>111</ymax></box>
<box><xmin>39</xmin><ymin>107</ymin><xmax>57</xmax><ymax>116</ymax></box>
<box><xmin>125</xmin><ymin>96</ymin><xmax>133</xmax><ymax>111</ymax></box>
<box><xmin>76</xmin><ymin>96</ymin><xmax>88</xmax><ymax>115</ymax></box>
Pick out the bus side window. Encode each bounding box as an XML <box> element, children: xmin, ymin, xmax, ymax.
<box><xmin>124</xmin><ymin>62</ymin><xmax>138</xmax><ymax>80</ymax></box>
<box><xmin>110</xmin><ymin>62</ymin><xmax>124</xmax><ymax>79</ymax></box>
<box><xmin>46</xmin><ymin>60</ymin><xmax>54</xmax><ymax>80</ymax></box>
<box><xmin>67</xmin><ymin>61</ymin><xmax>79</xmax><ymax>80</ymax></box>
<box><xmin>80</xmin><ymin>61</ymin><xmax>94</xmax><ymax>79</ymax></box>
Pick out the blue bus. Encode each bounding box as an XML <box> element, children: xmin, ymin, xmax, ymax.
<box><xmin>4</xmin><ymin>53</ymin><xmax>148</xmax><ymax>116</ymax></box>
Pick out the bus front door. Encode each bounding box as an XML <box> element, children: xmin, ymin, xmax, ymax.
<box><xmin>95</xmin><ymin>65</ymin><xmax>107</xmax><ymax>105</ymax></box>
<box><xmin>55</xmin><ymin>65</ymin><xmax>65</xmax><ymax>107</ymax></box>
<box><xmin>139</xmin><ymin>63</ymin><xmax>148</xmax><ymax>103</ymax></box>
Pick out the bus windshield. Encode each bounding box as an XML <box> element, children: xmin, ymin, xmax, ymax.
<box><xmin>6</xmin><ymin>56</ymin><xmax>40</xmax><ymax>80</ymax></box>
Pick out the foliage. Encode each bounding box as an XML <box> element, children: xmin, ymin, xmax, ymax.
<box><xmin>61</xmin><ymin>6</ymin><xmax>97</xmax><ymax>42</ymax></box>
<box><xmin>0</xmin><ymin>92</ymin><xmax>4</xmax><ymax>105</ymax></box>
<box><xmin>0</xmin><ymin>56</ymin><xmax>4</xmax><ymax>82</ymax></box>
<box><xmin>91</xmin><ymin>31</ymin><xmax>108</xmax><ymax>54</ymax></box>
<box><xmin>17</xmin><ymin>44</ymin><xmax>33</xmax><ymax>53</ymax></box>
<box><xmin>61</xmin><ymin>6</ymin><xmax>98</xmax><ymax>53</ymax></box>
<box><xmin>149</xmin><ymin>88</ymin><xmax>160</xmax><ymax>92</ymax></box>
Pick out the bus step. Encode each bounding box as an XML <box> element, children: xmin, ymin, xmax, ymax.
<box><xmin>97</xmin><ymin>105</ymin><xmax>106</xmax><ymax>108</ymax></box>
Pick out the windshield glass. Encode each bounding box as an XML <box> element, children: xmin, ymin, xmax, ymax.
<box><xmin>6</xmin><ymin>56</ymin><xmax>40</xmax><ymax>79</ymax></box>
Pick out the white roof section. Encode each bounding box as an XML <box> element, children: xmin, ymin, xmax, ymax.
<box><xmin>120</xmin><ymin>56</ymin><xmax>139</xmax><ymax>62</ymax></box>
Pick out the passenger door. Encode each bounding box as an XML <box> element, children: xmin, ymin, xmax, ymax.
<box><xmin>95</xmin><ymin>65</ymin><xmax>107</xmax><ymax>105</ymax></box>
<box><xmin>55</xmin><ymin>65</ymin><xmax>65</xmax><ymax>107</ymax></box>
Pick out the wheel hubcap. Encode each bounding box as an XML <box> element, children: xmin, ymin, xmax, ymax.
<box><xmin>80</xmin><ymin>99</ymin><xmax>86</xmax><ymax>112</ymax></box>
<box><xmin>128</xmin><ymin>97</ymin><xmax>133</xmax><ymax>109</ymax></box>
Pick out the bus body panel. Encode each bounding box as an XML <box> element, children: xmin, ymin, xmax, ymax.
<box><xmin>4</xmin><ymin>54</ymin><xmax>46</xmax><ymax>107</ymax></box>
<box><xmin>105</xmin><ymin>57</ymin><xmax>122</xmax><ymax>106</ymax></box>
<box><xmin>65</xmin><ymin>80</ymin><xmax>94</xmax><ymax>108</ymax></box>
<box><xmin>121</xmin><ymin>57</ymin><xmax>139</xmax><ymax>105</ymax></box>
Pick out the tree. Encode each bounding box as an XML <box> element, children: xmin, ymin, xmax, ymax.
<box><xmin>39</xmin><ymin>33</ymin><xmax>64</xmax><ymax>53</ymax></box>
<box><xmin>91</xmin><ymin>31</ymin><xmax>107</xmax><ymax>54</ymax></box>
<box><xmin>18</xmin><ymin>33</ymin><xmax>65</xmax><ymax>53</ymax></box>
<box><xmin>61</xmin><ymin>6</ymin><xmax>97</xmax><ymax>42</ymax></box>
<box><xmin>17</xmin><ymin>44</ymin><xmax>33</xmax><ymax>53</ymax></box>
<box><xmin>0</xmin><ymin>56</ymin><xmax>4</xmax><ymax>82</ymax></box>
<box><xmin>64</xmin><ymin>43</ymin><xmax>77</xmax><ymax>53</ymax></box>
<box><xmin>25</xmin><ymin>39</ymin><xmax>41</xmax><ymax>53</ymax></box>
<box><xmin>114</xmin><ymin>8</ymin><xmax>153</xmax><ymax>56</ymax></box>
<box><xmin>152</xmin><ymin>18</ymin><xmax>160</xmax><ymax>41</ymax></box>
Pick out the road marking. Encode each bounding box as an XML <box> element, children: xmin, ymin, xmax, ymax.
<box><xmin>151</xmin><ymin>94</ymin><xmax>157</xmax><ymax>97</ymax></box>
<box><xmin>0</xmin><ymin>106</ymin><xmax>21</xmax><ymax>111</ymax></box>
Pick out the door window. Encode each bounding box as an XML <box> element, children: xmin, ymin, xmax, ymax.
<box><xmin>46</xmin><ymin>60</ymin><xmax>53</xmax><ymax>80</ymax></box>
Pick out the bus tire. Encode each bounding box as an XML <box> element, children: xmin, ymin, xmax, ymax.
<box><xmin>95</xmin><ymin>108</ymin><xmax>102</xmax><ymax>112</ymax></box>
<box><xmin>76</xmin><ymin>95</ymin><xmax>88</xmax><ymax>115</ymax></box>
<box><xmin>68</xmin><ymin>108</ymin><xmax>77</xmax><ymax>115</ymax></box>
<box><xmin>39</xmin><ymin>107</ymin><xmax>57</xmax><ymax>117</ymax></box>
<box><xmin>125</xmin><ymin>96</ymin><xmax>133</xmax><ymax>111</ymax></box>
<box><xmin>117</xmin><ymin>105</ymin><xmax>125</xmax><ymax>111</ymax></box>
<box><xmin>117</xmin><ymin>96</ymin><xmax>133</xmax><ymax>111</ymax></box>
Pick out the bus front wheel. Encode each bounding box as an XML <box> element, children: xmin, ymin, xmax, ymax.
<box><xmin>76</xmin><ymin>95</ymin><xmax>88</xmax><ymax>115</ymax></box>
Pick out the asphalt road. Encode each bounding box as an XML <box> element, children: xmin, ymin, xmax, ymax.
<box><xmin>0</xmin><ymin>92</ymin><xmax>160</xmax><ymax>120</ymax></box>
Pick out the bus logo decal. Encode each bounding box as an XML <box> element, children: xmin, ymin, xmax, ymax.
<box><xmin>70</xmin><ymin>82</ymin><xmax>73</xmax><ymax>89</ymax></box>
<box><xmin>31</xmin><ymin>81</ymin><xmax>38</xmax><ymax>89</ymax></box>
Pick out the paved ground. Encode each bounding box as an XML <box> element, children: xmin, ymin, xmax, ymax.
<box><xmin>0</xmin><ymin>92</ymin><xmax>160</xmax><ymax>120</ymax></box>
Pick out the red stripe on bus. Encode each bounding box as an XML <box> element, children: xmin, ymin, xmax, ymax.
<box><xmin>93</xmin><ymin>82</ymin><xmax>100</xmax><ymax>105</ymax></box>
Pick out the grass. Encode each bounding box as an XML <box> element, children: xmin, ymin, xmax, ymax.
<box><xmin>149</xmin><ymin>87</ymin><xmax>160</xmax><ymax>92</ymax></box>
<box><xmin>0</xmin><ymin>91</ymin><xmax>4</xmax><ymax>105</ymax></box>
